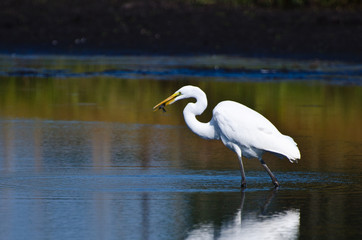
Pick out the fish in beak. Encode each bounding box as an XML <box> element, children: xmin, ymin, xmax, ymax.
<box><xmin>153</xmin><ymin>92</ymin><xmax>181</xmax><ymax>112</ymax></box>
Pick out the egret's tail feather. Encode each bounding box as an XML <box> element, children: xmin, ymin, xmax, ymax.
<box><xmin>283</xmin><ymin>136</ymin><xmax>301</xmax><ymax>163</ymax></box>
<box><xmin>266</xmin><ymin>135</ymin><xmax>300</xmax><ymax>163</ymax></box>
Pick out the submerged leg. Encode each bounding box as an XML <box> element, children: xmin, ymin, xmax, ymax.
<box><xmin>239</xmin><ymin>190</ymin><xmax>246</xmax><ymax>223</ymax></box>
<box><xmin>260</xmin><ymin>159</ymin><xmax>279</xmax><ymax>188</ymax></box>
<box><xmin>260</xmin><ymin>188</ymin><xmax>278</xmax><ymax>214</ymax></box>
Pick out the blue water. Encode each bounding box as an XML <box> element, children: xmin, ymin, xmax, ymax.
<box><xmin>1</xmin><ymin>119</ymin><xmax>361</xmax><ymax>239</ymax></box>
<box><xmin>0</xmin><ymin>55</ymin><xmax>361</xmax><ymax>239</ymax></box>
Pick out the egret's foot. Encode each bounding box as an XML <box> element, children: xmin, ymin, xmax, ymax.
<box><xmin>272</xmin><ymin>180</ymin><xmax>280</xmax><ymax>188</ymax></box>
<box><xmin>241</xmin><ymin>182</ymin><xmax>247</xmax><ymax>188</ymax></box>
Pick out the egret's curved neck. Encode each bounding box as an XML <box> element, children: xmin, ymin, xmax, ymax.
<box><xmin>183</xmin><ymin>90</ymin><xmax>218</xmax><ymax>140</ymax></box>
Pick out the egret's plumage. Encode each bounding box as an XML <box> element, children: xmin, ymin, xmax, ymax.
<box><xmin>213</xmin><ymin>100</ymin><xmax>300</xmax><ymax>162</ymax></box>
<box><xmin>153</xmin><ymin>85</ymin><xmax>300</xmax><ymax>187</ymax></box>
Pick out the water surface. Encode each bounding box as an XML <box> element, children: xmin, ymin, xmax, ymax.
<box><xmin>0</xmin><ymin>55</ymin><xmax>361</xmax><ymax>239</ymax></box>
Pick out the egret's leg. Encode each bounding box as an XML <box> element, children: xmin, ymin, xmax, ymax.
<box><xmin>260</xmin><ymin>159</ymin><xmax>279</xmax><ymax>188</ymax></box>
<box><xmin>226</xmin><ymin>142</ymin><xmax>246</xmax><ymax>188</ymax></box>
<box><xmin>237</xmin><ymin>154</ymin><xmax>247</xmax><ymax>188</ymax></box>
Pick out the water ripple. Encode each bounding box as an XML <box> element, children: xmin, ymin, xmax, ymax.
<box><xmin>0</xmin><ymin>169</ymin><xmax>358</xmax><ymax>194</ymax></box>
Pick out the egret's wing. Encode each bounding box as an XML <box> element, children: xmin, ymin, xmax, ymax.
<box><xmin>213</xmin><ymin>101</ymin><xmax>300</xmax><ymax>161</ymax></box>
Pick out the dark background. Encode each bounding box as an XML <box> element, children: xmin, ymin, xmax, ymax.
<box><xmin>1</xmin><ymin>0</ymin><xmax>361</xmax><ymax>61</ymax></box>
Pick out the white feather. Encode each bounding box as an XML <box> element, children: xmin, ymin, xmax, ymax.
<box><xmin>212</xmin><ymin>101</ymin><xmax>300</xmax><ymax>162</ymax></box>
<box><xmin>154</xmin><ymin>85</ymin><xmax>301</xmax><ymax>186</ymax></box>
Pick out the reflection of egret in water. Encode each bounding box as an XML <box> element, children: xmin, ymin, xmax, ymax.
<box><xmin>186</xmin><ymin>190</ymin><xmax>300</xmax><ymax>240</ymax></box>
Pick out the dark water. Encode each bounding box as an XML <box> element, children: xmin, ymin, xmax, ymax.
<box><xmin>0</xmin><ymin>55</ymin><xmax>361</xmax><ymax>240</ymax></box>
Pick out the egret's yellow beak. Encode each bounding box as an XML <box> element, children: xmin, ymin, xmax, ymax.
<box><xmin>153</xmin><ymin>92</ymin><xmax>180</xmax><ymax>112</ymax></box>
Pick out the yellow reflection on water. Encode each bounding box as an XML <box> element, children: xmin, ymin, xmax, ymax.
<box><xmin>0</xmin><ymin>76</ymin><xmax>361</xmax><ymax>173</ymax></box>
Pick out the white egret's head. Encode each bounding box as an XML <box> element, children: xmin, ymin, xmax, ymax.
<box><xmin>153</xmin><ymin>85</ymin><xmax>198</xmax><ymax>112</ymax></box>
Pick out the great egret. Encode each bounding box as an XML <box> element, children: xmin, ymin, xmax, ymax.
<box><xmin>153</xmin><ymin>85</ymin><xmax>300</xmax><ymax>188</ymax></box>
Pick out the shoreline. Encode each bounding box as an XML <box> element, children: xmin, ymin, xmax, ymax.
<box><xmin>1</xmin><ymin>46</ymin><xmax>360</xmax><ymax>63</ymax></box>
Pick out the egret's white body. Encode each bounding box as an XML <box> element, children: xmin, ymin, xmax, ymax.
<box><xmin>154</xmin><ymin>85</ymin><xmax>300</xmax><ymax>187</ymax></box>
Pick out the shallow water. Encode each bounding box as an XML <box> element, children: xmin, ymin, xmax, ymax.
<box><xmin>0</xmin><ymin>55</ymin><xmax>361</xmax><ymax>239</ymax></box>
